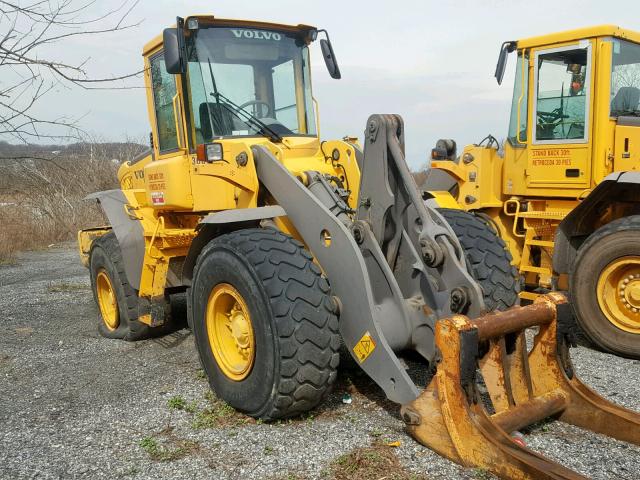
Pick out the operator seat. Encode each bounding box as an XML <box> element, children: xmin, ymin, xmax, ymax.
<box><xmin>611</xmin><ymin>86</ymin><xmax>640</xmax><ymax>114</ymax></box>
<box><xmin>200</xmin><ymin>102</ymin><xmax>237</xmax><ymax>138</ymax></box>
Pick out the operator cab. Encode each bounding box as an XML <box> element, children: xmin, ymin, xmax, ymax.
<box><xmin>503</xmin><ymin>36</ymin><xmax>640</xmax><ymax>145</ymax></box>
<box><xmin>150</xmin><ymin>16</ymin><xmax>340</xmax><ymax>158</ymax></box>
<box><xmin>494</xmin><ymin>26</ymin><xmax>640</xmax><ymax>195</ymax></box>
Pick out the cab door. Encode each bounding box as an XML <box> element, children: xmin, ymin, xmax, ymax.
<box><xmin>143</xmin><ymin>50</ymin><xmax>193</xmax><ymax>210</ymax></box>
<box><xmin>527</xmin><ymin>42</ymin><xmax>594</xmax><ymax>189</ymax></box>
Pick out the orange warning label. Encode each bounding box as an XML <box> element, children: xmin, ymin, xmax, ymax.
<box><xmin>353</xmin><ymin>331</ymin><xmax>376</xmax><ymax>363</ymax></box>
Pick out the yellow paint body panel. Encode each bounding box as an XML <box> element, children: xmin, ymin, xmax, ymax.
<box><xmin>614</xmin><ymin>125</ymin><xmax>640</xmax><ymax>172</ymax></box>
<box><xmin>77</xmin><ymin>227</ymin><xmax>112</xmax><ymax>267</ymax></box>
<box><xmin>427</xmin><ymin>191</ymin><xmax>460</xmax><ymax>210</ymax></box>
<box><xmin>516</xmin><ymin>25</ymin><xmax>640</xmax><ymax>49</ymax></box>
<box><xmin>144</xmin><ymin>156</ymin><xmax>193</xmax><ymax>209</ymax></box>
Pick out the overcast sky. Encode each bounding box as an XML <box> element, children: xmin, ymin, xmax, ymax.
<box><xmin>19</xmin><ymin>0</ymin><xmax>640</xmax><ymax>169</ymax></box>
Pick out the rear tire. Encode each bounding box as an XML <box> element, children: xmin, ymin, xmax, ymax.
<box><xmin>571</xmin><ymin>216</ymin><xmax>640</xmax><ymax>359</ymax></box>
<box><xmin>438</xmin><ymin>208</ymin><xmax>520</xmax><ymax>311</ymax></box>
<box><xmin>190</xmin><ymin>228</ymin><xmax>340</xmax><ymax>420</ymax></box>
<box><xmin>89</xmin><ymin>232</ymin><xmax>171</xmax><ymax>341</ymax></box>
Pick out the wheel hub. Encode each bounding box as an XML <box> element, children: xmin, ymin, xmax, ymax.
<box><xmin>621</xmin><ymin>275</ymin><xmax>640</xmax><ymax>312</ymax></box>
<box><xmin>227</xmin><ymin>306</ymin><xmax>252</xmax><ymax>352</ymax></box>
<box><xmin>206</xmin><ymin>284</ymin><xmax>256</xmax><ymax>381</ymax></box>
<box><xmin>597</xmin><ymin>257</ymin><xmax>640</xmax><ymax>334</ymax></box>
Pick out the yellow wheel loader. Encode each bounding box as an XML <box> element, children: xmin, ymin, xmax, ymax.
<box><xmin>78</xmin><ymin>16</ymin><xmax>640</xmax><ymax>480</ymax></box>
<box><xmin>424</xmin><ymin>26</ymin><xmax>640</xmax><ymax>359</ymax></box>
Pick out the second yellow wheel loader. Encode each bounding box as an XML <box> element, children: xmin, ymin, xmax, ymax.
<box><xmin>423</xmin><ymin>26</ymin><xmax>640</xmax><ymax>359</ymax></box>
<box><xmin>78</xmin><ymin>15</ymin><xmax>640</xmax><ymax>480</ymax></box>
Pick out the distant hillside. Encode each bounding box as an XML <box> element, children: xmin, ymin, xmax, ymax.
<box><xmin>0</xmin><ymin>141</ymin><xmax>147</xmax><ymax>163</ymax></box>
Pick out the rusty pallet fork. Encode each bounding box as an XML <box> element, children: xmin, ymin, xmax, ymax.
<box><xmin>403</xmin><ymin>293</ymin><xmax>640</xmax><ymax>479</ymax></box>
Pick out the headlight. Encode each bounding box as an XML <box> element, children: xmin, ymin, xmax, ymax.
<box><xmin>197</xmin><ymin>143</ymin><xmax>224</xmax><ymax>163</ymax></box>
<box><xmin>205</xmin><ymin>143</ymin><xmax>223</xmax><ymax>162</ymax></box>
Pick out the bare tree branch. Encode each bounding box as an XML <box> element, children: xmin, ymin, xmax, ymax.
<box><xmin>0</xmin><ymin>0</ymin><xmax>144</xmax><ymax>142</ymax></box>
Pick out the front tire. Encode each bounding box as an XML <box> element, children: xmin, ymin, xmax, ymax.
<box><xmin>571</xmin><ymin>216</ymin><xmax>640</xmax><ymax>359</ymax></box>
<box><xmin>190</xmin><ymin>228</ymin><xmax>340</xmax><ymax>420</ymax></box>
<box><xmin>438</xmin><ymin>208</ymin><xmax>520</xmax><ymax>311</ymax></box>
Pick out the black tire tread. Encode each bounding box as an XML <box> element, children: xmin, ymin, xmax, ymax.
<box><xmin>194</xmin><ymin>228</ymin><xmax>340</xmax><ymax>419</ymax></box>
<box><xmin>438</xmin><ymin>208</ymin><xmax>520</xmax><ymax>311</ymax></box>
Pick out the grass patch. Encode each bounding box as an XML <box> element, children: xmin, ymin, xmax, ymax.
<box><xmin>192</xmin><ymin>398</ymin><xmax>247</xmax><ymax>429</ymax></box>
<box><xmin>167</xmin><ymin>395</ymin><xmax>198</xmax><ymax>413</ymax></box>
<box><xmin>167</xmin><ymin>395</ymin><xmax>187</xmax><ymax>410</ymax></box>
<box><xmin>47</xmin><ymin>281</ymin><xmax>89</xmax><ymax>293</ymax></box>
<box><xmin>263</xmin><ymin>444</ymin><xmax>275</xmax><ymax>455</ymax></box>
<box><xmin>162</xmin><ymin>389</ymin><xmax>251</xmax><ymax>429</ymax></box>
<box><xmin>139</xmin><ymin>428</ymin><xmax>200</xmax><ymax>462</ymax></box>
<box><xmin>329</xmin><ymin>442</ymin><xmax>427</xmax><ymax>480</ymax></box>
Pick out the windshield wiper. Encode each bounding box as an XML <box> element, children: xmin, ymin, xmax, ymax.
<box><xmin>206</xmin><ymin>59</ymin><xmax>282</xmax><ymax>143</ymax></box>
<box><xmin>211</xmin><ymin>91</ymin><xmax>283</xmax><ymax>143</ymax></box>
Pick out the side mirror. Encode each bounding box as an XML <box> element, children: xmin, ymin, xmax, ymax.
<box><xmin>320</xmin><ymin>38</ymin><xmax>341</xmax><ymax>79</ymax></box>
<box><xmin>163</xmin><ymin>27</ymin><xmax>185</xmax><ymax>74</ymax></box>
<box><xmin>495</xmin><ymin>41</ymin><xmax>516</xmax><ymax>85</ymax></box>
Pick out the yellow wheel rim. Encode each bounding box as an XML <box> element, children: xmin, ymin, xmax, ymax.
<box><xmin>596</xmin><ymin>256</ymin><xmax>640</xmax><ymax>334</ymax></box>
<box><xmin>206</xmin><ymin>283</ymin><xmax>255</xmax><ymax>381</ymax></box>
<box><xmin>96</xmin><ymin>270</ymin><xmax>119</xmax><ymax>331</ymax></box>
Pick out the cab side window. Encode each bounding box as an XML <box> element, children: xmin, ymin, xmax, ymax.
<box><xmin>507</xmin><ymin>53</ymin><xmax>529</xmax><ymax>144</ymax></box>
<box><xmin>611</xmin><ymin>39</ymin><xmax>640</xmax><ymax>117</ymax></box>
<box><xmin>272</xmin><ymin>59</ymin><xmax>298</xmax><ymax>132</ymax></box>
<box><xmin>534</xmin><ymin>47</ymin><xmax>590</xmax><ymax>142</ymax></box>
<box><xmin>150</xmin><ymin>53</ymin><xmax>179</xmax><ymax>152</ymax></box>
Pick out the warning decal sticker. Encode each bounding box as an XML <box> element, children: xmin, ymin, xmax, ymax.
<box><xmin>353</xmin><ymin>331</ymin><xmax>376</xmax><ymax>363</ymax></box>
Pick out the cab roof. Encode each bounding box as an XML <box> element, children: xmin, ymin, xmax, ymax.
<box><xmin>516</xmin><ymin>25</ymin><xmax>640</xmax><ymax>49</ymax></box>
<box><xmin>142</xmin><ymin>15</ymin><xmax>317</xmax><ymax>56</ymax></box>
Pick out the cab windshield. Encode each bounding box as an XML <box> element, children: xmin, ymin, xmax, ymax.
<box><xmin>611</xmin><ymin>39</ymin><xmax>640</xmax><ymax>117</ymax></box>
<box><xmin>185</xmin><ymin>26</ymin><xmax>317</xmax><ymax>143</ymax></box>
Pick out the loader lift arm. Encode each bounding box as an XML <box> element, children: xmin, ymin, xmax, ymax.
<box><xmin>254</xmin><ymin>114</ymin><xmax>484</xmax><ymax>403</ymax></box>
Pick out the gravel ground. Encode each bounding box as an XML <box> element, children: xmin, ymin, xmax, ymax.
<box><xmin>1</xmin><ymin>244</ymin><xmax>639</xmax><ymax>480</ymax></box>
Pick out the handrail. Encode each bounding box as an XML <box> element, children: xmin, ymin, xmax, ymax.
<box><xmin>516</xmin><ymin>50</ymin><xmax>528</xmax><ymax>145</ymax></box>
<box><xmin>172</xmin><ymin>93</ymin><xmax>185</xmax><ymax>150</ymax></box>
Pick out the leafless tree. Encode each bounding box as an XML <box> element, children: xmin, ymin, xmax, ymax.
<box><xmin>613</xmin><ymin>63</ymin><xmax>640</xmax><ymax>92</ymax></box>
<box><xmin>0</xmin><ymin>134</ymin><xmax>145</xmax><ymax>256</ymax></box>
<box><xmin>0</xmin><ymin>0</ymin><xmax>144</xmax><ymax>147</ymax></box>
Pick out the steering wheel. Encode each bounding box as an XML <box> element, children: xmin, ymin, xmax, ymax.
<box><xmin>238</xmin><ymin>100</ymin><xmax>272</xmax><ymax>118</ymax></box>
<box><xmin>537</xmin><ymin>107</ymin><xmax>571</xmax><ymax>138</ymax></box>
<box><xmin>537</xmin><ymin>107</ymin><xmax>569</xmax><ymax>123</ymax></box>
